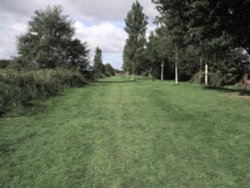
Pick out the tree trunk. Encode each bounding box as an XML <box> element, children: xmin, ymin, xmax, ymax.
<box><xmin>131</xmin><ymin>65</ymin><xmax>136</xmax><ymax>81</ymax></box>
<box><xmin>205</xmin><ymin>63</ymin><xmax>208</xmax><ymax>86</ymax></box>
<box><xmin>175</xmin><ymin>46</ymin><xmax>179</xmax><ymax>84</ymax></box>
<box><xmin>161</xmin><ymin>60</ymin><xmax>164</xmax><ymax>81</ymax></box>
<box><xmin>148</xmin><ymin>67</ymin><xmax>152</xmax><ymax>77</ymax></box>
<box><xmin>199</xmin><ymin>56</ymin><xmax>202</xmax><ymax>83</ymax></box>
<box><xmin>125</xmin><ymin>71</ymin><xmax>128</xmax><ymax>80</ymax></box>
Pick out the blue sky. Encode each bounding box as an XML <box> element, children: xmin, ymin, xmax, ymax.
<box><xmin>0</xmin><ymin>0</ymin><xmax>157</xmax><ymax>70</ymax></box>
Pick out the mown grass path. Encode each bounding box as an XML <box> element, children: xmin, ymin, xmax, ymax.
<box><xmin>1</xmin><ymin>76</ymin><xmax>250</xmax><ymax>187</ymax></box>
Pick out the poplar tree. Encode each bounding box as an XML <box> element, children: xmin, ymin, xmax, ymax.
<box><xmin>93</xmin><ymin>47</ymin><xmax>105</xmax><ymax>75</ymax></box>
<box><xmin>123</xmin><ymin>1</ymin><xmax>148</xmax><ymax>80</ymax></box>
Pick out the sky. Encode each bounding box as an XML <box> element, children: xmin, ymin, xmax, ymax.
<box><xmin>0</xmin><ymin>0</ymin><xmax>158</xmax><ymax>69</ymax></box>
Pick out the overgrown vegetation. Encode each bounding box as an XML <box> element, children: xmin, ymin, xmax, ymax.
<box><xmin>0</xmin><ymin>68</ymin><xmax>87</xmax><ymax>116</ymax></box>
<box><xmin>0</xmin><ymin>60</ymin><xmax>11</xmax><ymax>69</ymax></box>
<box><xmin>17</xmin><ymin>5</ymin><xmax>89</xmax><ymax>69</ymax></box>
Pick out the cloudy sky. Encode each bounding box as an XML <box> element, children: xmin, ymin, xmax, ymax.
<box><xmin>0</xmin><ymin>0</ymin><xmax>158</xmax><ymax>69</ymax></box>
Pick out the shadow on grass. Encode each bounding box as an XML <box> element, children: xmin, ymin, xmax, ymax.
<box><xmin>204</xmin><ymin>86</ymin><xmax>250</xmax><ymax>96</ymax></box>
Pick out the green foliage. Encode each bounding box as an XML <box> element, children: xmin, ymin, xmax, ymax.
<box><xmin>17</xmin><ymin>5</ymin><xmax>89</xmax><ymax>69</ymax></box>
<box><xmin>153</xmin><ymin>0</ymin><xmax>189</xmax><ymax>47</ymax></box>
<box><xmin>189</xmin><ymin>72</ymin><xmax>202</xmax><ymax>84</ymax></box>
<box><xmin>104</xmin><ymin>63</ymin><xmax>115</xmax><ymax>76</ymax></box>
<box><xmin>151</xmin><ymin>1</ymin><xmax>191</xmax><ymax>83</ymax></box>
<box><xmin>123</xmin><ymin>1</ymin><xmax>148</xmax><ymax>75</ymax></box>
<box><xmin>0</xmin><ymin>68</ymin><xmax>87</xmax><ymax>116</ymax></box>
<box><xmin>1</xmin><ymin>5</ymin><xmax>95</xmax><ymax>116</ymax></box>
<box><xmin>65</xmin><ymin>39</ymin><xmax>90</xmax><ymax>70</ymax></box>
<box><xmin>93</xmin><ymin>47</ymin><xmax>105</xmax><ymax>76</ymax></box>
<box><xmin>150</xmin><ymin>0</ymin><xmax>250</xmax><ymax>85</ymax></box>
<box><xmin>0</xmin><ymin>60</ymin><xmax>11</xmax><ymax>69</ymax></box>
<box><xmin>0</xmin><ymin>81</ymin><xmax>18</xmax><ymax>116</ymax></box>
<box><xmin>186</xmin><ymin>0</ymin><xmax>250</xmax><ymax>54</ymax></box>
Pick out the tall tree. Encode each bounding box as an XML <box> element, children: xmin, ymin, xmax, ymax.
<box><xmin>145</xmin><ymin>28</ymin><xmax>174</xmax><ymax>80</ymax></box>
<box><xmin>187</xmin><ymin>0</ymin><xmax>250</xmax><ymax>55</ymax></box>
<box><xmin>123</xmin><ymin>1</ymin><xmax>148</xmax><ymax>80</ymax></box>
<box><xmin>153</xmin><ymin>0</ymin><xmax>189</xmax><ymax>84</ymax></box>
<box><xmin>144</xmin><ymin>32</ymin><xmax>158</xmax><ymax>78</ymax></box>
<box><xmin>17</xmin><ymin>5</ymin><xmax>76</xmax><ymax>68</ymax></box>
<box><xmin>186</xmin><ymin>0</ymin><xmax>250</xmax><ymax>85</ymax></box>
<box><xmin>65</xmin><ymin>39</ymin><xmax>89</xmax><ymax>71</ymax></box>
<box><xmin>93</xmin><ymin>47</ymin><xmax>105</xmax><ymax>75</ymax></box>
<box><xmin>151</xmin><ymin>0</ymin><xmax>250</xmax><ymax>86</ymax></box>
<box><xmin>104</xmin><ymin>63</ymin><xmax>115</xmax><ymax>76</ymax></box>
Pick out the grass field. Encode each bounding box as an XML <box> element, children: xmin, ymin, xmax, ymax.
<box><xmin>1</xmin><ymin>76</ymin><xmax>250</xmax><ymax>187</ymax></box>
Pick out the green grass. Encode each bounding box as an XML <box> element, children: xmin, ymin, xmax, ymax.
<box><xmin>1</xmin><ymin>76</ymin><xmax>250</xmax><ymax>187</ymax></box>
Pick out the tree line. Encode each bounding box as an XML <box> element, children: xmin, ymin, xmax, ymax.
<box><xmin>123</xmin><ymin>0</ymin><xmax>250</xmax><ymax>86</ymax></box>
<box><xmin>11</xmin><ymin>5</ymin><xmax>116</xmax><ymax>77</ymax></box>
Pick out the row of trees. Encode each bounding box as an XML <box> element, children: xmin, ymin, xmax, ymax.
<box><xmin>16</xmin><ymin>5</ymin><xmax>115</xmax><ymax>77</ymax></box>
<box><xmin>123</xmin><ymin>0</ymin><xmax>250</xmax><ymax>86</ymax></box>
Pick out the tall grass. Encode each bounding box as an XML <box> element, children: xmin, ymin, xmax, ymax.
<box><xmin>0</xmin><ymin>68</ymin><xmax>88</xmax><ymax>116</ymax></box>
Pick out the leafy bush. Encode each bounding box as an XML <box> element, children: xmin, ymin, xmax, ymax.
<box><xmin>94</xmin><ymin>72</ymin><xmax>106</xmax><ymax>79</ymax></box>
<box><xmin>0</xmin><ymin>60</ymin><xmax>11</xmax><ymax>69</ymax></box>
<box><xmin>0</xmin><ymin>82</ymin><xmax>19</xmax><ymax>116</ymax></box>
<box><xmin>208</xmin><ymin>72</ymin><xmax>237</xmax><ymax>87</ymax></box>
<box><xmin>0</xmin><ymin>68</ymin><xmax>88</xmax><ymax>116</ymax></box>
<box><xmin>189</xmin><ymin>72</ymin><xmax>202</xmax><ymax>84</ymax></box>
<box><xmin>190</xmin><ymin>71</ymin><xmax>239</xmax><ymax>86</ymax></box>
<box><xmin>190</xmin><ymin>72</ymin><xmax>223</xmax><ymax>86</ymax></box>
<box><xmin>208</xmin><ymin>73</ymin><xmax>223</xmax><ymax>87</ymax></box>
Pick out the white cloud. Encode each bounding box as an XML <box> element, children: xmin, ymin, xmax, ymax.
<box><xmin>0</xmin><ymin>12</ymin><xmax>28</xmax><ymax>58</ymax></box>
<box><xmin>73</xmin><ymin>21</ymin><xmax>126</xmax><ymax>69</ymax></box>
<box><xmin>10</xmin><ymin>23</ymin><xmax>27</xmax><ymax>33</ymax></box>
<box><xmin>0</xmin><ymin>0</ymin><xmax>157</xmax><ymax>21</ymax></box>
<box><xmin>74</xmin><ymin>21</ymin><xmax>126</xmax><ymax>53</ymax></box>
<box><xmin>0</xmin><ymin>0</ymin><xmax>158</xmax><ymax>69</ymax></box>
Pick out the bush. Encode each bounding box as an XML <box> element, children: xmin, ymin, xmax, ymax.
<box><xmin>189</xmin><ymin>72</ymin><xmax>202</xmax><ymax>84</ymax></box>
<box><xmin>94</xmin><ymin>72</ymin><xmax>106</xmax><ymax>80</ymax></box>
<box><xmin>0</xmin><ymin>68</ymin><xmax>88</xmax><ymax>116</ymax></box>
<box><xmin>0</xmin><ymin>60</ymin><xmax>11</xmax><ymax>69</ymax></box>
<box><xmin>0</xmin><ymin>82</ymin><xmax>20</xmax><ymax>116</ymax></box>
<box><xmin>208</xmin><ymin>72</ymin><xmax>224</xmax><ymax>87</ymax></box>
<box><xmin>51</xmin><ymin>69</ymin><xmax>87</xmax><ymax>87</ymax></box>
<box><xmin>190</xmin><ymin>72</ymin><xmax>233</xmax><ymax>86</ymax></box>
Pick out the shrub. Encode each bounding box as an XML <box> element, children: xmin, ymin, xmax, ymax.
<box><xmin>51</xmin><ymin>69</ymin><xmax>88</xmax><ymax>87</ymax></box>
<box><xmin>190</xmin><ymin>72</ymin><xmax>202</xmax><ymax>84</ymax></box>
<box><xmin>94</xmin><ymin>72</ymin><xmax>106</xmax><ymax>80</ymax></box>
<box><xmin>0</xmin><ymin>82</ymin><xmax>20</xmax><ymax>115</ymax></box>
<box><xmin>190</xmin><ymin>72</ymin><xmax>233</xmax><ymax>86</ymax></box>
<box><xmin>0</xmin><ymin>68</ymin><xmax>88</xmax><ymax>116</ymax></box>
<box><xmin>0</xmin><ymin>60</ymin><xmax>11</xmax><ymax>69</ymax></box>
